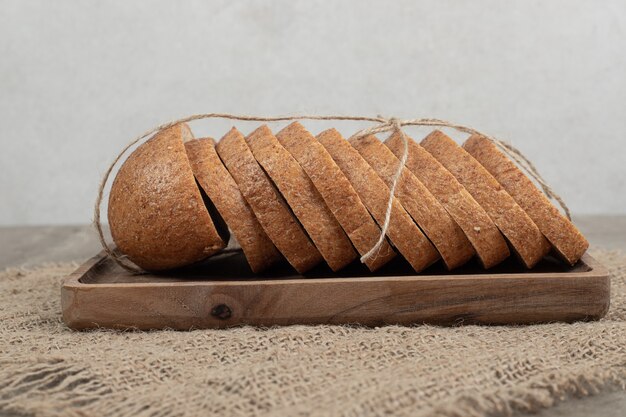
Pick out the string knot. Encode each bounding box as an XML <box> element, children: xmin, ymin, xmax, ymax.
<box><xmin>388</xmin><ymin>117</ymin><xmax>404</xmax><ymax>132</ymax></box>
<box><xmin>350</xmin><ymin>116</ymin><xmax>406</xmax><ymax>139</ymax></box>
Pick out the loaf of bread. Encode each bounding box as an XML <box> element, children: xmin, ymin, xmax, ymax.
<box><xmin>108</xmin><ymin>123</ymin><xmax>588</xmax><ymax>272</ymax></box>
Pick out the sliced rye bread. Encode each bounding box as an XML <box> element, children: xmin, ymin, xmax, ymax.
<box><xmin>318</xmin><ymin>129</ymin><xmax>440</xmax><ymax>272</ymax></box>
<box><xmin>185</xmin><ymin>137</ymin><xmax>282</xmax><ymax>273</ymax></box>
<box><xmin>276</xmin><ymin>122</ymin><xmax>396</xmax><ymax>271</ymax></box>
<box><xmin>385</xmin><ymin>132</ymin><xmax>509</xmax><ymax>269</ymax></box>
<box><xmin>215</xmin><ymin>127</ymin><xmax>322</xmax><ymax>273</ymax></box>
<box><xmin>463</xmin><ymin>135</ymin><xmax>589</xmax><ymax>265</ymax></box>
<box><xmin>108</xmin><ymin>123</ymin><xmax>228</xmax><ymax>270</ymax></box>
<box><xmin>248</xmin><ymin>124</ymin><xmax>357</xmax><ymax>272</ymax></box>
<box><xmin>351</xmin><ymin>134</ymin><xmax>474</xmax><ymax>270</ymax></box>
<box><xmin>421</xmin><ymin>130</ymin><xmax>551</xmax><ymax>268</ymax></box>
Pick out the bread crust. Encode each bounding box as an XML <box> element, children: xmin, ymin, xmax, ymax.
<box><xmin>351</xmin><ymin>133</ymin><xmax>474</xmax><ymax>270</ymax></box>
<box><xmin>185</xmin><ymin>138</ymin><xmax>282</xmax><ymax>273</ymax></box>
<box><xmin>215</xmin><ymin>127</ymin><xmax>322</xmax><ymax>273</ymax></box>
<box><xmin>385</xmin><ymin>132</ymin><xmax>509</xmax><ymax>268</ymax></box>
<box><xmin>319</xmin><ymin>129</ymin><xmax>439</xmax><ymax>272</ymax></box>
<box><xmin>108</xmin><ymin>123</ymin><xmax>227</xmax><ymax>270</ymax></box>
<box><xmin>277</xmin><ymin>123</ymin><xmax>396</xmax><ymax>271</ymax></box>
<box><xmin>463</xmin><ymin>135</ymin><xmax>588</xmax><ymax>265</ymax></box>
<box><xmin>421</xmin><ymin>131</ymin><xmax>550</xmax><ymax>268</ymax></box>
<box><xmin>248</xmin><ymin>124</ymin><xmax>357</xmax><ymax>272</ymax></box>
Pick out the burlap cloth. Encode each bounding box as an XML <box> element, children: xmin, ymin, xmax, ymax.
<box><xmin>1</xmin><ymin>250</ymin><xmax>624</xmax><ymax>417</ymax></box>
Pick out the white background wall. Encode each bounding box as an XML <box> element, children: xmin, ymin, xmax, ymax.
<box><xmin>1</xmin><ymin>0</ymin><xmax>625</xmax><ymax>226</ymax></box>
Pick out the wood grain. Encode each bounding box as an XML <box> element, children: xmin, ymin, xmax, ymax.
<box><xmin>62</xmin><ymin>252</ymin><xmax>610</xmax><ymax>330</ymax></box>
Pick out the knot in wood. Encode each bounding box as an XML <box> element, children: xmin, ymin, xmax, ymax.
<box><xmin>211</xmin><ymin>304</ymin><xmax>232</xmax><ymax>320</ymax></box>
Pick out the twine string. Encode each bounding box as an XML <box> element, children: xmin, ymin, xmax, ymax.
<box><xmin>94</xmin><ymin>113</ymin><xmax>570</xmax><ymax>272</ymax></box>
<box><xmin>355</xmin><ymin>118</ymin><xmax>409</xmax><ymax>263</ymax></box>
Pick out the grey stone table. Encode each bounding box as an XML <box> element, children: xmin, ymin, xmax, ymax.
<box><xmin>0</xmin><ymin>215</ymin><xmax>624</xmax><ymax>417</ymax></box>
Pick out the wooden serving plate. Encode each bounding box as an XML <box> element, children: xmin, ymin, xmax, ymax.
<box><xmin>62</xmin><ymin>251</ymin><xmax>610</xmax><ymax>330</ymax></box>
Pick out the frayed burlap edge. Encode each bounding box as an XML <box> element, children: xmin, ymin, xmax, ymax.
<box><xmin>0</xmin><ymin>249</ymin><xmax>624</xmax><ymax>417</ymax></box>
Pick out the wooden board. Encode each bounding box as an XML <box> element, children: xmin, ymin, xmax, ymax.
<box><xmin>62</xmin><ymin>251</ymin><xmax>610</xmax><ymax>330</ymax></box>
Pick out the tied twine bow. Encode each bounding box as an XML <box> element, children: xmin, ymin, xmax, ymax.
<box><xmin>94</xmin><ymin>113</ymin><xmax>571</xmax><ymax>273</ymax></box>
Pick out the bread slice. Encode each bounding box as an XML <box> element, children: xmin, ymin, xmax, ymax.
<box><xmin>463</xmin><ymin>135</ymin><xmax>589</xmax><ymax>265</ymax></box>
<box><xmin>185</xmin><ymin>137</ymin><xmax>282</xmax><ymax>273</ymax></box>
<box><xmin>318</xmin><ymin>129</ymin><xmax>440</xmax><ymax>272</ymax></box>
<box><xmin>385</xmin><ymin>132</ymin><xmax>509</xmax><ymax>269</ymax></box>
<box><xmin>351</xmin><ymin>134</ymin><xmax>474</xmax><ymax>270</ymax></box>
<box><xmin>108</xmin><ymin>123</ymin><xmax>228</xmax><ymax>270</ymax></box>
<box><xmin>248</xmin><ymin>124</ymin><xmax>357</xmax><ymax>272</ymax></box>
<box><xmin>276</xmin><ymin>122</ymin><xmax>396</xmax><ymax>271</ymax></box>
<box><xmin>421</xmin><ymin>130</ymin><xmax>551</xmax><ymax>268</ymax></box>
<box><xmin>215</xmin><ymin>127</ymin><xmax>322</xmax><ymax>273</ymax></box>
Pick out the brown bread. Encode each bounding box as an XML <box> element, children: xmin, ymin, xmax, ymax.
<box><xmin>185</xmin><ymin>138</ymin><xmax>282</xmax><ymax>273</ymax></box>
<box><xmin>463</xmin><ymin>135</ymin><xmax>588</xmax><ymax>265</ymax></box>
<box><xmin>215</xmin><ymin>127</ymin><xmax>322</xmax><ymax>273</ymax></box>
<box><xmin>421</xmin><ymin>130</ymin><xmax>551</xmax><ymax>268</ymax></box>
<box><xmin>108</xmin><ymin>123</ymin><xmax>227</xmax><ymax>271</ymax></box>
<box><xmin>277</xmin><ymin>122</ymin><xmax>396</xmax><ymax>271</ymax></box>
<box><xmin>385</xmin><ymin>132</ymin><xmax>509</xmax><ymax>268</ymax></box>
<box><xmin>319</xmin><ymin>129</ymin><xmax>439</xmax><ymax>272</ymax></box>
<box><xmin>249</xmin><ymin>124</ymin><xmax>357</xmax><ymax>271</ymax></box>
<box><xmin>351</xmin><ymin>134</ymin><xmax>474</xmax><ymax>270</ymax></box>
